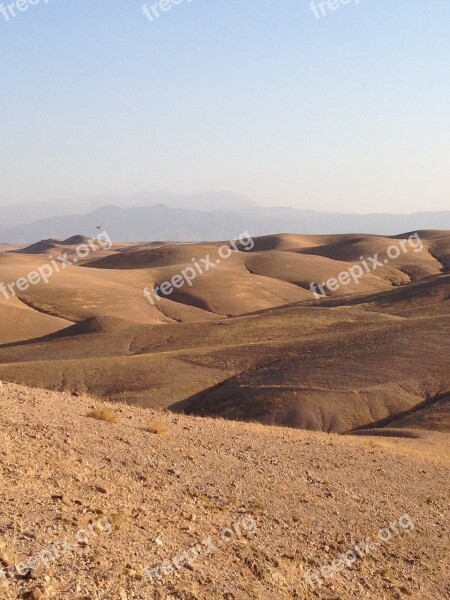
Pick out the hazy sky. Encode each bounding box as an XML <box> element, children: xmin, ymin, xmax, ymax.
<box><xmin>1</xmin><ymin>0</ymin><xmax>449</xmax><ymax>213</ymax></box>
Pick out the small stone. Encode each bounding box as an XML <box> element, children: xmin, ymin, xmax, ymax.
<box><xmin>167</xmin><ymin>468</ymin><xmax>181</xmax><ymax>477</ymax></box>
<box><xmin>30</xmin><ymin>587</ymin><xmax>43</xmax><ymax>599</ymax></box>
<box><xmin>27</xmin><ymin>569</ymin><xmax>39</xmax><ymax>580</ymax></box>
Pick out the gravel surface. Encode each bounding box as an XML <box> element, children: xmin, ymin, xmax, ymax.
<box><xmin>0</xmin><ymin>383</ymin><xmax>448</xmax><ymax>599</ymax></box>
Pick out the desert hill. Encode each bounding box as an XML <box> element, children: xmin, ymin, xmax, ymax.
<box><xmin>245</xmin><ymin>250</ymin><xmax>392</xmax><ymax>296</ymax></box>
<box><xmin>174</xmin><ymin>310</ymin><xmax>450</xmax><ymax>432</ymax></box>
<box><xmin>0</xmin><ymin>383</ymin><xmax>448</xmax><ymax>599</ymax></box>
<box><xmin>0</xmin><ymin>230</ymin><xmax>449</xmax><ymax>434</ymax></box>
<box><xmin>15</xmin><ymin>236</ymin><xmax>94</xmax><ymax>255</ymax></box>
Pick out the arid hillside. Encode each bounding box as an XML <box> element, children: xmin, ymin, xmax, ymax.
<box><xmin>0</xmin><ymin>383</ymin><xmax>448</xmax><ymax>600</ymax></box>
<box><xmin>0</xmin><ymin>230</ymin><xmax>449</xmax><ymax>433</ymax></box>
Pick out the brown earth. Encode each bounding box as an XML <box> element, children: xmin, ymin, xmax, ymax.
<box><xmin>0</xmin><ymin>231</ymin><xmax>449</xmax><ymax>434</ymax></box>
<box><xmin>0</xmin><ymin>231</ymin><xmax>449</xmax><ymax>600</ymax></box>
<box><xmin>0</xmin><ymin>383</ymin><xmax>448</xmax><ymax>600</ymax></box>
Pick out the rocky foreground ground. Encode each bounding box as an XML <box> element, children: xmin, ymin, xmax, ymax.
<box><xmin>0</xmin><ymin>383</ymin><xmax>448</xmax><ymax>599</ymax></box>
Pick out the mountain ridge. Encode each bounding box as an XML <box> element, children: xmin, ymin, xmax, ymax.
<box><xmin>1</xmin><ymin>199</ymin><xmax>450</xmax><ymax>243</ymax></box>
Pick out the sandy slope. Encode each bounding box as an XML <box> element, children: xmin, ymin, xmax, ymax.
<box><xmin>0</xmin><ymin>232</ymin><xmax>449</xmax><ymax>433</ymax></box>
<box><xmin>0</xmin><ymin>296</ymin><xmax>71</xmax><ymax>345</ymax></box>
<box><xmin>0</xmin><ymin>383</ymin><xmax>448</xmax><ymax>600</ymax></box>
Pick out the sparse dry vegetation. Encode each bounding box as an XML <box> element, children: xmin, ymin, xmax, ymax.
<box><xmin>145</xmin><ymin>419</ymin><xmax>170</xmax><ymax>434</ymax></box>
<box><xmin>86</xmin><ymin>407</ymin><xmax>120</xmax><ymax>424</ymax></box>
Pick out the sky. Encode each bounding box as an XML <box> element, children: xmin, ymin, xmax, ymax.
<box><xmin>1</xmin><ymin>0</ymin><xmax>449</xmax><ymax>213</ymax></box>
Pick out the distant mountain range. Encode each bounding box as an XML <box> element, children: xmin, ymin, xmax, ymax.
<box><xmin>0</xmin><ymin>191</ymin><xmax>258</xmax><ymax>231</ymax></box>
<box><xmin>1</xmin><ymin>191</ymin><xmax>449</xmax><ymax>242</ymax></box>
